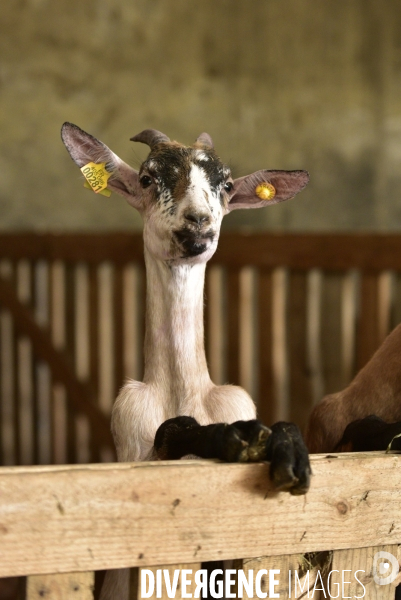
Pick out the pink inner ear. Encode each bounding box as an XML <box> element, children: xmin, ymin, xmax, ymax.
<box><xmin>61</xmin><ymin>122</ymin><xmax>112</xmax><ymax>168</ymax></box>
<box><xmin>229</xmin><ymin>170</ymin><xmax>309</xmax><ymax>209</ymax></box>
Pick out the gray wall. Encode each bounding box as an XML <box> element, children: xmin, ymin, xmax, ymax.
<box><xmin>2</xmin><ymin>0</ymin><xmax>401</xmax><ymax>231</ymax></box>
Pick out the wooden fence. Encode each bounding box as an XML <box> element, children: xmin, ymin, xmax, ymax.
<box><xmin>0</xmin><ymin>452</ymin><xmax>400</xmax><ymax>599</ymax></box>
<box><xmin>2</xmin><ymin>233</ymin><xmax>401</xmax><ymax>467</ymax></box>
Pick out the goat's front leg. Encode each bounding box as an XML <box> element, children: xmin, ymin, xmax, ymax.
<box><xmin>154</xmin><ymin>417</ymin><xmax>311</xmax><ymax>495</ymax></box>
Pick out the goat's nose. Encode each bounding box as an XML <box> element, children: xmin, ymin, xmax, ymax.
<box><xmin>184</xmin><ymin>212</ymin><xmax>210</xmax><ymax>226</ymax></box>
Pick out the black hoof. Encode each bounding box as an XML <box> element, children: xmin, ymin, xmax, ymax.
<box><xmin>266</xmin><ymin>422</ymin><xmax>311</xmax><ymax>495</ymax></box>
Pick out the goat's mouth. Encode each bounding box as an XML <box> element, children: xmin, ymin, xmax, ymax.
<box><xmin>174</xmin><ymin>229</ymin><xmax>215</xmax><ymax>257</ymax></box>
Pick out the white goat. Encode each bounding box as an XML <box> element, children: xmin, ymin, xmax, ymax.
<box><xmin>61</xmin><ymin>124</ymin><xmax>310</xmax><ymax>600</ymax></box>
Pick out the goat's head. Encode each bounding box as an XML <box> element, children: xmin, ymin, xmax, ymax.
<box><xmin>61</xmin><ymin>123</ymin><xmax>309</xmax><ymax>264</ymax></box>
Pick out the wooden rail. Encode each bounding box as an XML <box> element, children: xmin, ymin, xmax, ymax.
<box><xmin>0</xmin><ymin>453</ymin><xmax>400</xmax><ymax>598</ymax></box>
<box><xmin>2</xmin><ymin>233</ymin><xmax>401</xmax><ymax>468</ymax></box>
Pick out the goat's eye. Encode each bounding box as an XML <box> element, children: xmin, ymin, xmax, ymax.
<box><xmin>224</xmin><ymin>181</ymin><xmax>233</xmax><ymax>193</ymax></box>
<box><xmin>140</xmin><ymin>175</ymin><xmax>153</xmax><ymax>189</ymax></box>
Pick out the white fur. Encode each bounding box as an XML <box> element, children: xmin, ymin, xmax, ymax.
<box><xmin>100</xmin><ymin>154</ymin><xmax>255</xmax><ymax>600</ymax></box>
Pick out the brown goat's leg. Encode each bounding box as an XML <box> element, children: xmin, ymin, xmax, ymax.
<box><xmin>305</xmin><ymin>323</ymin><xmax>401</xmax><ymax>453</ymax></box>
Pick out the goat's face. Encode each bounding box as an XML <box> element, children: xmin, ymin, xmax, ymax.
<box><xmin>138</xmin><ymin>142</ymin><xmax>232</xmax><ymax>264</ymax></box>
<box><xmin>61</xmin><ymin>124</ymin><xmax>309</xmax><ymax>265</ymax></box>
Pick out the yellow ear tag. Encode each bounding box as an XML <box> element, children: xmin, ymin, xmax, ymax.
<box><xmin>255</xmin><ymin>182</ymin><xmax>276</xmax><ymax>201</ymax></box>
<box><xmin>81</xmin><ymin>162</ymin><xmax>112</xmax><ymax>197</ymax></box>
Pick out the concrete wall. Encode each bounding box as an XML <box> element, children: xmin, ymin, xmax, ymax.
<box><xmin>1</xmin><ymin>0</ymin><xmax>401</xmax><ymax>231</ymax></box>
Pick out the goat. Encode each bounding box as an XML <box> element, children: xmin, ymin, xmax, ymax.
<box><xmin>61</xmin><ymin>123</ymin><xmax>311</xmax><ymax>600</ymax></box>
<box><xmin>305</xmin><ymin>322</ymin><xmax>401</xmax><ymax>454</ymax></box>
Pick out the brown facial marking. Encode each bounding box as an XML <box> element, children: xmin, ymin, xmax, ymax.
<box><xmin>140</xmin><ymin>142</ymin><xmax>230</xmax><ymax>205</ymax></box>
<box><xmin>141</xmin><ymin>144</ymin><xmax>192</xmax><ymax>202</ymax></box>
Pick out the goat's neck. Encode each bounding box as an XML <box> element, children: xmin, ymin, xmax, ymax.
<box><xmin>143</xmin><ymin>248</ymin><xmax>211</xmax><ymax>407</ymax></box>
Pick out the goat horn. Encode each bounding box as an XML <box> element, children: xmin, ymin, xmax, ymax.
<box><xmin>195</xmin><ymin>132</ymin><xmax>214</xmax><ymax>148</ymax></box>
<box><xmin>130</xmin><ymin>129</ymin><xmax>170</xmax><ymax>148</ymax></box>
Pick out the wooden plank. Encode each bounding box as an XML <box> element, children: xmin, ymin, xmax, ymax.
<box><xmin>27</xmin><ymin>572</ymin><xmax>94</xmax><ymax>599</ymax></box>
<box><xmin>98</xmin><ymin>263</ymin><xmax>114</xmax><ymax>415</ymax></box>
<box><xmin>306</xmin><ymin>269</ymin><xmax>324</xmax><ymax>406</ymax></box>
<box><xmin>330</xmin><ymin>545</ymin><xmax>399</xmax><ymax>599</ymax></box>
<box><xmin>0</xmin><ymin>309</ymin><xmax>16</xmax><ymax>465</ymax></box>
<box><xmin>51</xmin><ymin>262</ymin><xmax>67</xmax><ymax>465</ymax></box>
<box><xmin>0</xmin><ymin>233</ymin><xmax>144</xmax><ymax>264</ymax></box>
<box><xmin>239</xmin><ymin>267</ymin><xmax>256</xmax><ymax>399</ymax></box>
<box><xmin>242</xmin><ymin>554</ymin><xmax>301</xmax><ymax>599</ymax></box>
<box><xmin>3</xmin><ymin>232</ymin><xmax>401</xmax><ymax>270</ymax></box>
<box><xmin>212</xmin><ymin>233</ymin><xmax>401</xmax><ymax>271</ymax></box>
<box><xmin>0</xmin><ymin>276</ymin><xmax>113</xmax><ymax>449</ymax></box>
<box><xmin>122</xmin><ymin>264</ymin><xmax>142</xmax><ymax>382</ymax></box>
<box><xmin>271</xmin><ymin>268</ymin><xmax>289</xmax><ymax>422</ymax></box>
<box><xmin>287</xmin><ymin>270</ymin><xmax>310</xmax><ymax>430</ymax></box>
<box><xmin>35</xmin><ymin>259</ymin><xmax>52</xmax><ymax>465</ymax></box>
<box><xmin>321</xmin><ymin>273</ymin><xmax>343</xmax><ymax>396</ymax></box>
<box><xmin>226</xmin><ymin>268</ymin><xmax>240</xmax><ymax>386</ymax></box>
<box><xmin>356</xmin><ymin>273</ymin><xmax>381</xmax><ymax>371</ymax></box>
<box><xmin>0</xmin><ymin>453</ymin><xmax>400</xmax><ymax>577</ymax></box>
<box><xmin>341</xmin><ymin>270</ymin><xmax>358</xmax><ymax>386</ymax></box>
<box><xmin>88</xmin><ymin>265</ymin><xmax>99</xmax><ymax>401</ymax></box>
<box><xmin>114</xmin><ymin>265</ymin><xmax>124</xmax><ymax>397</ymax></box>
<box><xmin>257</xmin><ymin>269</ymin><xmax>273</xmax><ymax>426</ymax></box>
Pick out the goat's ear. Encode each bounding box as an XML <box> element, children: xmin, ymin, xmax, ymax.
<box><xmin>227</xmin><ymin>170</ymin><xmax>309</xmax><ymax>211</ymax></box>
<box><xmin>61</xmin><ymin>122</ymin><xmax>141</xmax><ymax>208</ymax></box>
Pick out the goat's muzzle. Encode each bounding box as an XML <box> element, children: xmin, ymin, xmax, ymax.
<box><xmin>174</xmin><ymin>228</ymin><xmax>215</xmax><ymax>257</ymax></box>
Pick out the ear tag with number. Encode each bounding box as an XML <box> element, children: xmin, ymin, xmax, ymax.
<box><xmin>255</xmin><ymin>182</ymin><xmax>276</xmax><ymax>201</ymax></box>
<box><xmin>81</xmin><ymin>162</ymin><xmax>112</xmax><ymax>197</ymax></box>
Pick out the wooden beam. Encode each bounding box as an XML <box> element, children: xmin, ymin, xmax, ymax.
<box><xmin>3</xmin><ymin>233</ymin><xmax>401</xmax><ymax>270</ymax></box>
<box><xmin>0</xmin><ymin>453</ymin><xmax>400</xmax><ymax>578</ymax></box>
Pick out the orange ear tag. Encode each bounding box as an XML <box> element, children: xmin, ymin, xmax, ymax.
<box><xmin>255</xmin><ymin>182</ymin><xmax>276</xmax><ymax>201</ymax></box>
<box><xmin>81</xmin><ymin>162</ymin><xmax>112</xmax><ymax>197</ymax></box>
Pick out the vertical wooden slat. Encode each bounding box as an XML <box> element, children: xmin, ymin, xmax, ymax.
<box><xmin>0</xmin><ymin>261</ymin><xmax>17</xmax><ymax>466</ymax></box>
<box><xmin>88</xmin><ymin>265</ymin><xmax>99</xmax><ymax>399</ymax></box>
<box><xmin>321</xmin><ymin>273</ymin><xmax>343</xmax><ymax>396</ymax></box>
<box><xmin>52</xmin><ymin>385</ymin><xmax>67</xmax><ymax>465</ymax></box>
<box><xmin>206</xmin><ymin>266</ymin><xmax>225</xmax><ymax>385</ymax></box>
<box><xmin>242</xmin><ymin>554</ymin><xmax>302</xmax><ymax>599</ymax></box>
<box><xmin>27</xmin><ymin>572</ymin><xmax>94</xmax><ymax>600</ymax></box>
<box><xmin>356</xmin><ymin>273</ymin><xmax>381</xmax><ymax>371</ymax></box>
<box><xmin>271</xmin><ymin>268</ymin><xmax>289</xmax><ymax>422</ymax></box>
<box><xmin>74</xmin><ymin>264</ymin><xmax>90</xmax><ymax>464</ymax></box>
<box><xmin>51</xmin><ymin>262</ymin><xmax>67</xmax><ymax>465</ymax></box>
<box><xmin>288</xmin><ymin>270</ymin><xmax>310</xmax><ymax>430</ymax></box>
<box><xmin>330</xmin><ymin>545</ymin><xmax>398</xmax><ymax>599</ymax></box>
<box><xmin>392</xmin><ymin>273</ymin><xmax>401</xmax><ymax>329</ymax></box>
<box><xmin>65</xmin><ymin>264</ymin><xmax>77</xmax><ymax>464</ymax></box>
<box><xmin>123</xmin><ymin>264</ymin><xmax>143</xmax><ymax>382</ymax></box>
<box><xmin>35</xmin><ymin>261</ymin><xmax>52</xmax><ymax>465</ymax></box>
<box><xmin>378</xmin><ymin>270</ymin><xmax>394</xmax><ymax>344</ymax></box>
<box><xmin>98</xmin><ymin>263</ymin><xmax>114</xmax><ymax>415</ymax></box>
<box><xmin>243</xmin><ymin>553</ymin><xmax>331</xmax><ymax>599</ymax></box>
<box><xmin>75</xmin><ymin>414</ymin><xmax>91</xmax><ymax>464</ymax></box>
<box><xmin>239</xmin><ymin>267</ymin><xmax>257</xmax><ymax>400</ymax></box>
<box><xmin>16</xmin><ymin>261</ymin><xmax>34</xmax><ymax>465</ymax></box>
<box><xmin>114</xmin><ymin>265</ymin><xmax>124</xmax><ymax>396</ymax></box>
<box><xmin>75</xmin><ymin>264</ymin><xmax>90</xmax><ymax>383</ymax></box>
<box><xmin>306</xmin><ymin>269</ymin><xmax>324</xmax><ymax>406</ymax></box>
<box><xmin>0</xmin><ymin>300</ymin><xmax>16</xmax><ymax>464</ymax></box>
<box><xmin>341</xmin><ymin>270</ymin><xmax>359</xmax><ymax>387</ymax></box>
<box><xmin>226</xmin><ymin>268</ymin><xmax>240</xmax><ymax>386</ymax></box>
<box><xmin>257</xmin><ymin>269</ymin><xmax>273</xmax><ymax>426</ymax></box>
